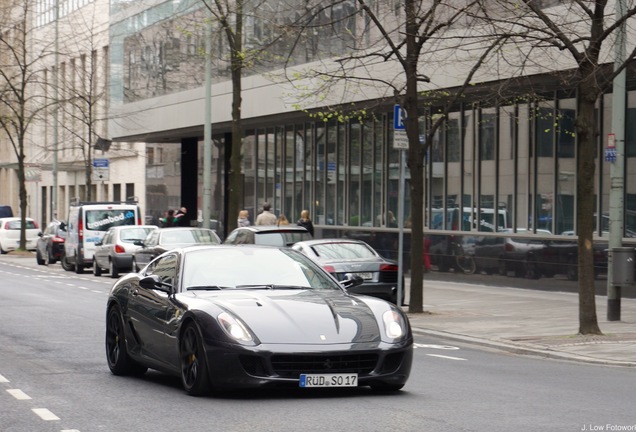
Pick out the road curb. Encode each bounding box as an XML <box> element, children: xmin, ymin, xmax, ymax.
<box><xmin>412</xmin><ymin>327</ymin><xmax>636</xmax><ymax>368</ymax></box>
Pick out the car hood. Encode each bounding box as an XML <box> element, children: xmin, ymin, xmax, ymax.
<box><xmin>190</xmin><ymin>290</ymin><xmax>383</xmax><ymax>345</ymax></box>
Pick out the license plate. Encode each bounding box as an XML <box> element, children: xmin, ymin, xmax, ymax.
<box><xmin>355</xmin><ymin>272</ymin><xmax>373</xmax><ymax>280</ymax></box>
<box><xmin>299</xmin><ymin>373</ymin><xmax>358</xmax><ymax>388</ymax></box>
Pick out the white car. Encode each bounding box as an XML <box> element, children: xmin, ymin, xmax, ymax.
<box><xmin>0</xmin><ymin>217</ymin><xmax>41</xmax><ymax>253</ymax></box>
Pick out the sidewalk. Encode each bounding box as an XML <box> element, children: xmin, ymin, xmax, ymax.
<box><xmin>2</xmin><ymin>252</ymin><xmax>635</xmax><ymax>366</ymax></box>
<box><xmin>404</xmin><ymin>277</ymin><xmax>636</xmax><ymax>367</ymax></box>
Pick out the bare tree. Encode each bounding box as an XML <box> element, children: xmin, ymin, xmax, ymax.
<box><xmin>481</xmin><ymin>0</ymin><xmax>636</xmax><ymax>334</ymax></box>
<box><xmin>284</xmin><ymin>0</ymin><xmax>506</xmax><ymax>313</ymax></box>
<box><xmin>0</xmin><ymin>1</ymin><xmax>52</xmax><ymax>249</ymax></box>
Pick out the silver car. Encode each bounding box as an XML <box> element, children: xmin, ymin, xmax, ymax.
<box><xmin>93</xmin><ymin>225</ymin><xmax>158</xmax><ymax>278</ymax></box>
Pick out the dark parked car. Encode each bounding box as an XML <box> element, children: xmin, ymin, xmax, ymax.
<box><xmin>224</xmin><ymin>225</ymin><xmax>312</xmax><ymax>246</ymax></box>
<box><xmin>292</xmin><ymin>238</ymin><xmax>403</xmax><ymax>304</ymax></box>
<box><xmin>473</xmin><ymin>229</ymin><xmax>552</xmax><ymax>277</ymax></box>
<box><xmin>105</xmin><ymin>245</ymin><xmax>413</xmax><ymax>395</ymax></box>
<box><xmin>524</xmin><ymin>239</ymin><xmax>608</xmax><ymax>280</ymax></box>
<box><xmin>132</xmin><ymin>227</ymin><xmax>221</xmax><ymax>271</ymax></box>
<box><xmin>93</xmin><ymin>225</ymin><xmax>158</xmax><ymax>278</ymax></box>
<box><xmin>35</xmin><ymin>220</ymin><xmax>67</xmax><ymax>265</ymax></box>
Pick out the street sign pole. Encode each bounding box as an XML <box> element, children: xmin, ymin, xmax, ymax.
<box><xmin>394</xmin><ymin>104</ymin><xmax>407</xmax><ymax>307</ymax></box>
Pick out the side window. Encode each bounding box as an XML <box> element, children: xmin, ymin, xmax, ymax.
<box><xmin>225</xmin><ymin>230</ymin><xmax>239</xmax><ymax>244</ymax></box>
<box><xmin>147</xmin><ymin>253</ymin><xmax>178</xmax><ymax>287</ymax></box>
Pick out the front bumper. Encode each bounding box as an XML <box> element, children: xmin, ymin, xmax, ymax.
<box><xmin>202</xmin><ymin>340</ymin><xmax>413</xmax><ymax>390</ymax></box>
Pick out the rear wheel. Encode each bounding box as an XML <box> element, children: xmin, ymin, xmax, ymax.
<box><xmin>93</xmin><ymin>259</ymin><xmax>102</xmax><ymax>276</ymax></box>
<box><xmin>61</xmin><ymin>254</ymin><xmax>73</xmax><ymax>271</ymax></box>
<box><xmin>109</xmin><ymin>259</ymin><xmax>120</xmax><ymax>279</ymax></box>
<box><xmin>456</xmin><ymin>255</ymin><xmax>476</xmax><ymax>275</ymax></box>
<box><xmin>180</xmin><ymin>323</ymin><xmax>211</xmax><ymax>396</ymax></box>
<box><xmin>75</xmin><ymin>259</ymin><xmax>84</xmax><ymax>274</ymax></box>
<box><xmin>105</xmin><ymin>305</ymin><xmax>147</xmax><ymax>376</ymax></box>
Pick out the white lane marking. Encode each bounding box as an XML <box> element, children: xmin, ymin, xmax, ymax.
<box><xmin>414</xmin><ymin>343</ymin><xmax>460</xmax><ymax>350</ymax></box>
<box><xmin>32</xmin><ymin>408</ymin><xmax>60</xmax><ymax>421</ymax></box>
<box><xmin>426</xmin><ymin>354</ymin><xmax>467</xmax><ymax>361</ymax></box>
<box><xmin>7</xmin><ymin>389</ymin><xmax>32</xmax><ymax>400</ymax></box>
<box><xmin>61</xmin><ymin>430</ymin><xmax>81</xmax><ymax>432</ymax></box>
<box><xmin>0</xmin><ymin>374</ymin><xmax>9</xmax><ymax>383</ymax></box>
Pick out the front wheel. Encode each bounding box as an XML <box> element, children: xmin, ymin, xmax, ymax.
<box><xmin>93</xmin><ymin>259</ymin><xmax>102</xmax><ymax>277</ymax></box>
<box><xmin>180</xmin><ymin>324</ymin><xmax>211</xmax><ymax>396</ymax></box>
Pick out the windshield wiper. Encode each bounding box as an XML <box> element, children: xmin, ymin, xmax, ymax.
<box><xmin>186</xmin><ymin>285</ymin><xmax>225</xmax><ymax>291</ymax></box>
<box><xmin>234</xmin><ymin>284</ymin><xmax>307</xmax><ymax>290</ymax></box>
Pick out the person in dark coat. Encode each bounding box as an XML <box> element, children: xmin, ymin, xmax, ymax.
<box><xmin>174</xmin><ymin>207</ymin><xmax>188</xmax><ymax>227</ymax></box>
<box><xmin>297</xmin><ymin>209</ymin><xmax>314</xmax><ymax>237</ymax></box>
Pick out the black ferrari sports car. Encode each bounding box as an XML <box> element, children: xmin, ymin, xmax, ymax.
<box><xmin>105</xmin><ymin>245</ymin><xmax>412</xmax><ymax>395</ymax></box>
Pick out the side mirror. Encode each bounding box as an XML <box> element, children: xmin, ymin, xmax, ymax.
<box><xmin>38</xmin><ymin>232</ymin><xmax>43</xmax><ymax>237</ymax></box>
<box><xmin>133</xmin><ymin>240</ymin><xmax>144</xmax><ymax>247</ymax></box>
<box><xmin>340</xmin><ymin>273</ymin><xmax>364</xmax><ymax>289</ymax></box>
<box><xmin>139</xmin><ymin>275</ymin><xmax>172</xmax><ymax>293</ymax></box>
<box><xmin>59</xmin><ymin>222</ymin><xmax>67</xmax><ymax>231</ymax></box>
<box><xmin>95</xmin><ymin>241</ymin><xmax>102</xmax><ymax>246</ymax></box>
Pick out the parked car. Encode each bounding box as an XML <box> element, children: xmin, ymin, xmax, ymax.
<box><xmin>292</xmin><ymin>238</ymin><xmax>403</xmax><ymax>304</ymax></box>
<box><xmin>105</xmin><ymin>245</ymin><xmax>412</xmax><ymax>395</ymax></box>
<box><xmin>35</xmin><ymin>220</ymin><xmax>67</xmax><ymax>265</ymax></box>
<box><xmin>93</xmin><ymin>225</ymin><xmax>158</xmax><ymax>278</ymax></box>
<box><xmin>224</xmin><ymin>225</ymin><xmax>312</xmax><ymax>246</ymax></box>
<box><xmin>0</xmin><ymin>205</ymin><xmax>13</xmax><ymax>218</ymax></box>
<box><xmin>473</xmin><ymin>229</ymin><xmax>552</xmax><ymax>276</ymax></box>
<box><xmin>525</xmin><ymin>239</ymin><xmax>608</xmax><ymax>280</ymax></box>
<box><xmin>132</xmin><ymin>227</ymin><xmax>221</xmax><ymax>271</ymax></box>
<box><xmin>0</xmin><ymin>217</ymin><xmax>40</xmax><ymax>254</ymax></box>
<box><xmin>62</xmin><ymin>201</ymin><xmax>142</xmax><ymax>274</ymax></box>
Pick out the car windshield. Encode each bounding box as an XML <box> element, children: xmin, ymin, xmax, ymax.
<box><xmin>256</xmin><ymin>231</ymin><xmax>311</xmax><ymax>246</ymax></box>
<box><xmin>85</xmin><ymin>210</ymin><xmax>136</xmax><ymax>231</ymax></box>
<box><xmin>120</xmin><ymin>227</ymin><xmax>154</xmax><ymax>242</ymax></box>
<box><xmin>182</xmin><ymin>247</ymin><xmax>339</xmax><ymax>291</ymax></box>
<box><xmin>311</xmin><ymin>242</ymin><xmax>376</xmax><ymax>259</ymax></box>
<box><xmin>161</xmin><ymin>229</ymin><xmax>219</xmax><ymax>245</ymax></box>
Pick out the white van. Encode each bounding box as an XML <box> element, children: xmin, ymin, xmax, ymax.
<box><xmin>62</xmin><ymin>202</ymin><xmax>141</xmax><ymax>273</ymax></box>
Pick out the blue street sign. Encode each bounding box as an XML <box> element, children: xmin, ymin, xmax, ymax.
<box><xmin>93</xmin><ymin>158</ymin><xmax>109</xmax><ymax>168</ymax></box>
<box><xmin>394</xmin><ymin>104</ymin><xmax>406</xmax><ymax>130</ymax></box>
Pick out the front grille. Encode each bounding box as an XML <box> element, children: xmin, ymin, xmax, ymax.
<box><xmin>271</xmin><ymin>353</ymin><xmax>379</xmax><ymax>378</ymax></box>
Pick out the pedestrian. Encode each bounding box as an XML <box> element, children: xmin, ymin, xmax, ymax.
<box><xmin>174</xmin><ymin>206</ymin><xmax>188</xmax><ymax>227</ymax></box>
<box><xmin>255</xmin><ymin>202</ymin><xmax>277</xmax><ymax>225</ymax></box>
<box><xmin>160</xmin><ymin>209</ymin><xmax>176</xmax><ymax>227</ymax></box>
<box><xmin>237</xmin><ymin>210</ymin><xmax>251</xmax><ymax>227</ymax></box>
<box><xmin>296</xmin><ymin>209</ymin><xmax>314</xmax><ymax>237</ymax></box>
<box><xmin>423</xmin><ymin>235</ymin><xmax>432</xmax><ymax>273</ymax></box>
<box><xmin>277</xmin><ymin>214</ymin><xmax>289</xmax><ymax>225</ymax></box>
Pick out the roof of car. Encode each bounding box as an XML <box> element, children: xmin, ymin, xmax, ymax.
<box><xmin>294</xmin><ymin>238</ymin><xmax>365</xmax><ymax>246</ymax></box>
<box><xmin>232</xmin><ymin>225</ymin><xmax>309</xmax><ymax>233</ymax></box>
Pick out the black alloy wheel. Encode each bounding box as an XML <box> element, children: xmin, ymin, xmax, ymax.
<box><xmin>61</xmin><ymin>254</ymin><xmax>73</xmax><ymax>271</ymax></box>
<box><xmin>105</xmin><ymin>305</ymin><xmax>147</xmax><ymax>376</ymax></box>
<box><xmin>180</xmin><ymin>324</ymin><xmax>211</xmax><ymax>396</ymax></box>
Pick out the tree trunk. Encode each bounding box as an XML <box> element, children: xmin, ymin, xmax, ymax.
<box><xmin>405</xmin><ymin>0</ymin><xmax>424</xmax><ymax>313</ymax></box>
<box><xmin>576</xmin><ymin>74</ymin><xmax>602</xmax><ymax>335</ymax></box>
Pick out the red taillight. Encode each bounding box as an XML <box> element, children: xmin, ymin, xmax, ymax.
<box><xmin>78</xmin><ymin>219</ymin><xmax>83</xmax><ymax>240</ymax></box>
<box><xmin>33</xmin><ymin>221</ymin><xmax>39</xmax><ymax>229</ymax></box>
<box><xmin>323</xmin><ymin>265</ymin><xmax>336</xmax><ymax>273</ymax></box>
<box><xmin>379</xmin><ymin>264</ymin><xmax>398</xmax><ymax>272</ymax></box>
<box><xmin>115</xmin><ymin>245</ymin><xmax>125</xmax><ymax>254</ymax></box>
<box><xmin>52</xmin><ymin>236</ymin><xmax>64</xmax><ymax>243</ymax></box>
<box><xmin>505</xmin><ymin>243</ymin><xmax>514</xmax><ymax>252</ymax></box>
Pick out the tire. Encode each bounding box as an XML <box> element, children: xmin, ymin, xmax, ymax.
<box><xmin>47</xmin><ymin>247</ymin><xmax>56</xmax><ymax>265</ymax></box>
<box><xmin>36</xmin><ymin>249</ymin><xmax>45</xmax><ymax>265</ymax></box>
<box><xmin>456</xmin><ymin>255</ymin><xmax>476</xmax><ymax>275</ymax></box>
<box><xmin>110</xmin><ymin>259</ymin><xmax>120</xmax><ymax>279</ymax></box>
<box><xmin>75</xmin><ymin>259</ymin><xmax>84</xmax><ymax>274</ymax></box>
<box><xmin>180</xmin><ymin>323</ymin><xmax>211</xmax><ymax>396</ymax></box>
<box><xmin>105</xmin><ymin>305</ymin><xmax>147</xmax><ymax>376</ymax></box>
<box><xmin>93</xmin><ymin>259</ymin><xmax>102</xmax><ymax>277</ymax></box>
<box><xmin>61</xmin><ymin>254</ymin><xmax>73</xmax><ymax>272</ymax></box>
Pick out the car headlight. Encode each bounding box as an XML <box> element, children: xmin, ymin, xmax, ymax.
<box><xmin>382</xmin><ymin>310</ymin><xmax>406</xmax><ymax>340</ymax></box>
<box><xmin>218</xmin><ymin>312</ymin><xmax>254</xmax><ymax>343</ymax></box>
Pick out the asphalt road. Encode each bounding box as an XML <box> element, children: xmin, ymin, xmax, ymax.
<box><xmin>1</xmin><ymin>258</ymin><xmax>635</xmax><ymax>432</ymax></box>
